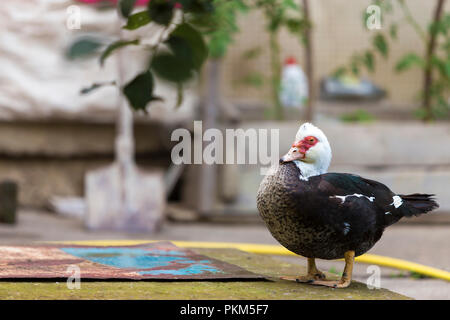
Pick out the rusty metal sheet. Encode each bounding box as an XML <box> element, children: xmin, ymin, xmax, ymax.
<box><xmin>0</xmin><ymin>241</ymin><xmax>264</xmax><ymax>280</ymax></box>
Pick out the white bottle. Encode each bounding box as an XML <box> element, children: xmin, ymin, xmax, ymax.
<box><xmin>279</xmin><ymin>56</ymin><xmax>308</xmax><ymax>108</ymax></box>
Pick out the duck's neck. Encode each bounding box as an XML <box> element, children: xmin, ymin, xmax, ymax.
<box><xmin>293</xmin><ymin>160</ymin><xmax>327</xmax><ymax>181</ymax></box>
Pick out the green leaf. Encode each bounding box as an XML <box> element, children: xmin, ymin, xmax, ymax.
<box><xmin>363</xmin><ymin>51</ymin><xmax>375</xmax><ymax>72</ymax></box>
<box><xmin>148</xmin><ymin>0</ymin><xmax>174</xmax><ymax>26</ymax></box>
<box><xmin>66</xmin><ymin>37</ymin><xmax>103</xmax><ymax>60</ymax></box>
<box><xmin>166</xmin><ymin>36</ymin><xmax>195</xmax><ymax>66</ymax></box>
<box><xmin>169</xmin><ymin>23</ymin><xmax>208</xmax><ymax>70</ymax></box>
<box><xmin>429</xmin><ymin>16</ymin><xmax>449</xmax><ymax>37</ymax></box>
<box><xmin>241</xmin><ymin>72</ymin><xmax>264</xmax><ymax>88</ymax></box>
<box><xmin>285</xmin><ymin>18</ymin><xmax>307</xmax><ymax>34</ymax></box>
<box><xmin>151</xmin><ymin>53</ymin><xmax>195</xmax><ymax>83</ymax></box>
<box><xmin>188</xmin><ymin>12</ymin><xmax>216</xmax><ymax>33</ymax></box>
<box><xmin>350</xmin><ymin>57</ymin><xmax>360</xmax><ymax>76</ymax></box>
<box><xmin>362</xmin><ymin>10</ymin><xmax>371</xmax><ymax>28</ymax></box>
<box><xmin>242</xmin><ymin>47</ymin><xmax>262</xmax><ymax>60</ymax></box>
<box><xmin>152</xmin><ymin>23</ymin><xmax>207</xmax><ymax>83</ymax></box>
<box><xmin>389</xmin><ymin>23</ymin><xmax>398</xmax><ymax>39</ymax></box>
<box><xmin>281</xmin><ymin>0</ymin><xmax>297</xmax><ymax>10</ymax></box>
<box><xmin>430</xmin><ymin>55</ymin><xmax>450</xmax><ymax>79</ymax></box>
<box><xmin>179</xmin><ymin>0</ymin><xmax>215</xmax><ymax>14</ymax></box>
<box><xmin>123</xmin><ymin>71</ymin><xmax>162</xmax><ymax>111</ymax></box>
<box><xmin>268</xmin><ymin>14</ymin><xmax>283</xmax><ymax>32</ymax></box>
<box><xmin>123</xmin><ymin>11</ymin><xmax>151</xmax><ymax>30</ymax></box>
<box><xmin>332</xmin><ymin>67</ymin><xmax>347</xmax><ymax>78</ymax></box>
<box><xmin>119</xmin><ymin>0</ymin><xmax>137</xmax><ymax>18</ymax></box>
<box><xmin>100</xmin><ymin>39</ymin><xmax>139</xmax><ymax>66</ymax></box>
<box><xmin>194</xmin><ymin>0</ymin><xmax>247</xmax><ymax>58</ymax></box>
<box><xmin>373</xmin><ymin>33</ymin><xmax>388</xmax><ymax>58</ymax></box>
<box><xmin>395</xmin><ymin>53</ymin><xmax>424</xmax><ymax>72</ymax></box>
<box><xmin>445</xmin><ymin>60</ymin><xmax>450</xmax><ymax>79</ymax></box>
<box><xmin>442</xmin><ymin>37</ymin><xmax>450</xmax><ymax>55</ymax></box>
<box><xmin>208</xmin><ymin>31</ymin><xmax>231</xmax><ymax>58</ymax></box>
<box><xmin>340</xmin><ymin>109</ymin><xmax>375</xmax><ymax>123</ymax></box>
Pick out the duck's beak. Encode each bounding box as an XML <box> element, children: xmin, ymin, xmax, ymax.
<box><xmin>279</xmin><ymin>143</ymin><xmax>306</xmax><ymax>164</ymax></box>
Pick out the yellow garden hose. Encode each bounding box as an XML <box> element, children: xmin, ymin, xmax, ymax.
<box><xmin>55</xmin><ymin>239</ymin><xmax>450</xmax><ymax>282</ymax></box>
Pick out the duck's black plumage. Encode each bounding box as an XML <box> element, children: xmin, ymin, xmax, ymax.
<box><xmin>257</xmin><ymin>162</ymin><xmax>438</xmax><ymax>260</ymax></box>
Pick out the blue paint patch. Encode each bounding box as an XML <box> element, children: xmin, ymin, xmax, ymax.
<box><xmin>145</xmin><ymin>250</ymin><xmax>186</xmax><ymax>256</ymax></box>
<box><xmin>139</xmin><ymin>263</ymin><xmax>220</xmax><ymax>275</ymax></box>
<box><xmin>61</xmin><ymin>247</ymin><xmax>186</xmax><ymax>269</ymax></box>
<box><xmin>61</xmin><ymin>247</ymin><xmax>223</xmax><ymax>275</ymax></box>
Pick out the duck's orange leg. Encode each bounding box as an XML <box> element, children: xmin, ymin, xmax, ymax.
<box><xmin>310</xmin><ymin>250</ymin><xmax>355</xmax><ymax>288</ymax></box>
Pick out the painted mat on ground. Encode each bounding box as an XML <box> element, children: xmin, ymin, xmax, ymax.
<box><xmin>0</xmin><ymin>241</ymin><xmax>264</xmax><ymax>280</ymax></box>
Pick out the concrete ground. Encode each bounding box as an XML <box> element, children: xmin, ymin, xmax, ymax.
<box><xmin>0</xmin><ymin>209</ymin><xmax>448</xmax><ymax>300</ymax></box>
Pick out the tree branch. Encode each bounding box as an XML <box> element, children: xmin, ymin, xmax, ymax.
<box><xmin>422</xmin><ymin>0</ymin><xmax>445</xmax><ymax>121</ymax></box>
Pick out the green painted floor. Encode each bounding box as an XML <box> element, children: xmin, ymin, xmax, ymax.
<box><xmin>0</xmin><ymin>248</ymin><xmax>410</xmax><ymax>300</ymax></box>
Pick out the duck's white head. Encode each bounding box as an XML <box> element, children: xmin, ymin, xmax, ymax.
<box><xmin>279</xmin><ymin>123</ymin><xmax>332</xmax><ymax>179</ymax></box>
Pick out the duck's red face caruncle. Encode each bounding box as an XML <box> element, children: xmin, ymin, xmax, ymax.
<box><xmin>279</xmin><ymin>136</ymin><xmax>318</xmax><ymax>163</ymax></box>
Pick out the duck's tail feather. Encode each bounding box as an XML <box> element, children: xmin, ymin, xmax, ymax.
<box><xmin>399</xmin><ymin>193</ymin><xmax>439</xmax><ymax>217</ymax></box>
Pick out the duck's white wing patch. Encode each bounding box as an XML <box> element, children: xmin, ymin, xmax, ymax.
<box><xmin>330</xmin><ymin>193</ymin><xmax>375</xmax><ymax>203</ymax></box>
<box><xmin>390</xmin><ymin>195</ymin><xmax>403</xmax><ymax>208</ymax></box>
<box><xmin>332</xmin><ymin>195</ymin><xmax>347</xmax><ymax>203</ymax></box>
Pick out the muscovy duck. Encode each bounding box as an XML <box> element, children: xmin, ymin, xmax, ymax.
<box><xmin>257</xmin><ymin>123</ymin><xmax>439</xmax><ymax>288</ymax></box>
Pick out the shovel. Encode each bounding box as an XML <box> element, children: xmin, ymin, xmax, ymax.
<box><xmin>85</xmin><ymin>19</ymin><xmax>165</xmax><ymax>233</ymax></box>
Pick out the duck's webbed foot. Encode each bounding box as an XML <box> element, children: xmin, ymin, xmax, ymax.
<box><xmin>309</xmin><ymin>277</ymin><xmax>351</xmax><ymax>288</ymax></box>
<box><xmin>282</xmin><ymin>251</ymin><xmax>355</xmax><ymax>289</ymax></box>
<box><xmin>281</xmin><ymin>257</ymin><xmax>326</xmax><ymax>283</ymax></box>
<box><xmin>309</xmin><ymin>251</ymin><xmax>355</xmax><ymax>289</ymax></box>
<box><xmin>281</xmin><ymin>273</ymin><xmax>326</xmax><ymax>283</ymax></box>
<box><xmin>297</xmin><ymin>272</ymin><xmax>327</xmax><ymax>283</ymax></box>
